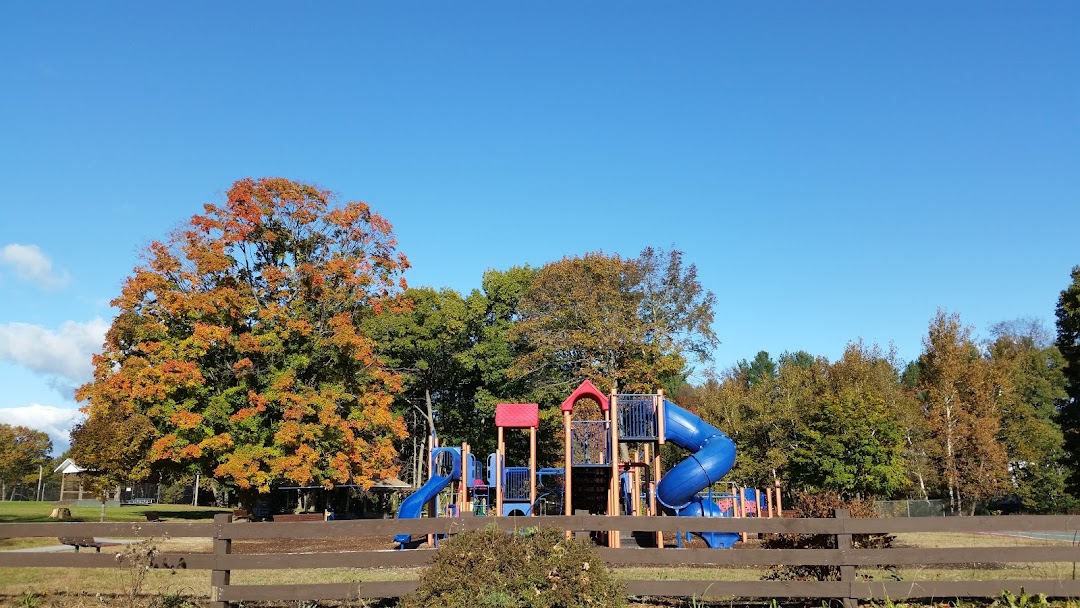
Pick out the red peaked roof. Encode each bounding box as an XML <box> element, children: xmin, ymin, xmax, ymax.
<box><xmin>560</xmin><ymin>379</ymin><xmax>610</xmax><ymax>412</ymax></box>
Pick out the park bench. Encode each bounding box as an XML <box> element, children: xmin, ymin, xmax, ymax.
<box><xmin>58</xmin><ymin>537</ymin><xmax>113</xmax><ymax>552</ymax></box>
<box><xmin>271</xmin><ymin>512</ymin><xmax>326</xmax><ymax>522</ymax></box>
<box><xmin>121</xmin><ymin>498</ymin><xmax>156</xmax><ymax>506</ymax></box>
<box><xmin>232</xmin><ymin>509</ymin><xmax>250</xmax><ymax>521</ymax></box>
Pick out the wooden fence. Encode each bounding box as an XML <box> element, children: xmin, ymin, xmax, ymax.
<box><xmin>2</xmin><ymin>511</ymin><xmax>1080</xmax><ymax>607</ymax></box>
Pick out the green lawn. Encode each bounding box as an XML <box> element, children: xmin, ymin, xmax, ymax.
<box><xmin>0</xmin><ymin>502</ymin><xmax>230</xmax><ymax>551</ymax></box>
<box><xmin>0</xmin><ymin>501</ymin><xmax>229</xmax><ymax>523</ymax></box>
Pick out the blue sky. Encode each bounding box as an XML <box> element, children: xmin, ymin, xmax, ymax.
<box><xmin>1</xmin><ymin>2</ymin><xmax>1077</xmax><ymax>454</ymax></box>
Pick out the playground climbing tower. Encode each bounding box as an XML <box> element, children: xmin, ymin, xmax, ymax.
<box><xmin>561</xmin><ymin>380</ymin><xmax>610</xmax><ymax>519</ymax></box>
<box><xmin>493</xmin><ymin>403</ymin><xmax>539</xmax><ymax>517</ymax></box>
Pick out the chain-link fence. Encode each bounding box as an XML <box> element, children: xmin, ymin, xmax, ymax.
<box><xmin>875</xmin><ymin>499</ymin><xmax>947</xmax><ymax>517</ymax></box>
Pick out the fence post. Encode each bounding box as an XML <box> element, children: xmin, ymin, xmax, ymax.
<box><xmin>834</xmin><ymin>508</ymin><xmax>857</xmax><ymax>608</ymax></box>
<box><xmin>209</xmin><ymin>513</ymin><xmax>233</xmax><ymax>608</ymax></box>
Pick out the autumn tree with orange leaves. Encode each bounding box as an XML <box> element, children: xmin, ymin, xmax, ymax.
<box><xmin>75</xmin><ymin>178</ymin><xmax>410</xmax><ymax>508</ymax></box>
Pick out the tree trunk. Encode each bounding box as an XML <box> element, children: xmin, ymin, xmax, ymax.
<box><xmin>417</xmin><ymin>389</ymin><xmax>436</xmax><ymax>485</ymax></box>
<box><xmin>100</xmin><ymin>500</ymin><xmax>106</xmax><ymax>522</ymax></box>
<box><xmin>424</xmin><ymin>389</ymin><xmax>436</xmax><ymax>438</ymax></box>
<box><xmin>944</xmin><ymin>397</ymin><xmax>958</xmax><ymax>514</ymax></box>
<box><xmin>412</xmin><ymin>434</ymin><xmax>419</xmax><ymax>486</ymax></box>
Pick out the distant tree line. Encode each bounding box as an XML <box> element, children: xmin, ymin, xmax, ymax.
<box><xmin>67</xmin><ymin>178</ymin><xmax>1080</xmax><ymax>514</ymax></box>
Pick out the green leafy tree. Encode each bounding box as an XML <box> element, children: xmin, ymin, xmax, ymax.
<box><xmin>75</xmin><ymin>178</ymin><xmax>409</xmax><ymax>509</ymax></box>
<box><xmin>915</xmin><ymin>310</ymin><xmax>1008</xmax><ymax>514</ymax></box>
<box><xmin>460</xmin><ymin>267</ymin><xmax>543</xmax><ymax>459</ymax></box>
<box><xmin>69</xmin><ymin>405</ymin><xmax>154</xmax><ymax>520</ymax></box>
<box><xmin>511</xmin><ymin>249</ymin><xmax>717</xmax><ymax>394</ymax></box>
<box><xmin>1056</xmin><ymin>266</ymin><xmax>1080</xmax><ymax>496</ymax></box>
<box><xmin>0</xmin><ymin>424</ymin><xmax>52</xmax><ymax>501</ymax></box>
<box><xmin>789</xmin><ymin>342</ymin><xmax>912</xmax><ymax>499</ymax></box>
<box><xmin>738</xmin><ymin>350</ymin><xmax>779</xmax><ymax>387</ymax></box>
<box><xmin>694</xmin><ymin>351</ymin><xmax>813</xmax><ymax>489</ymax></box>
<box><xmin>986</xmin><ymin>319</ymin><xmax>1070</xmax><ymax>512</ymax></box>
<box><xmin>366</xmin><ymin>286</ymin><xmax>482</xmax><ymax>484</ymax></box>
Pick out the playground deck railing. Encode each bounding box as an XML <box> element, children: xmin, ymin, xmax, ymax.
<box><xmin>3</xmin><ymin>511</ymin><xmax>1080</xmax><ymax>607</ymax></box>
<box><xmin>502</xmin><ymin>467</ymin><xmax>531</xmax><ymax>501</ymax></box>
<box><xmin>570</xmin><ymin>420</ymin><xmax>610</xmax><ymax>465</ymax></box>
<box><xmin>616</xmin><ymin>393</ymin><xmax>658</xmax><ymax>440</ymax></box>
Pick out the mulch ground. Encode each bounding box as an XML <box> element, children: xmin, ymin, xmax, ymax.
<box><xmin>231</xmin><ymin>535</ymin><xmax>403</xmax><ymax>554</ymax></box>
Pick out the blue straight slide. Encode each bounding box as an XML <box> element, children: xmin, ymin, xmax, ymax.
<box><xmin>655</xmin><ymin>399</ymin><xmax>740</xmax><ymax>548</ymax></box>
<box><xmin>394</xmin><ymin>447</ymin><xmax>460</xmax><ymax>545</ymax></box>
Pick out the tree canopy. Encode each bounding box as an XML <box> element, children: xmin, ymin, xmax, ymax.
<box><xmin>63</xmin><ymin>175</ymin><xmax>1078</xmax><ymax>514</ymax></box>
<box><xmin>75</xmin><ymin>178</ymin><xmax>409</xmax><ymax>503</ymax></box>
<box><xmin>1056</xmin><ymin>266</ymin><xmax>1080</xmax><ymax>497</ymax></box>
<box><xmin>914</xmin><ymin>310</ymin><xmax>1008</xmax><ymax>514</ymax></box>
<box><xmin>511</xmin><ymin>249</ymin><xmax>717</xmax><ymax>394</ymax></box>
<box><xmin>0</xmin><ymin>424</ymin><xmax>52</xmax><ymax>500</ymax></box>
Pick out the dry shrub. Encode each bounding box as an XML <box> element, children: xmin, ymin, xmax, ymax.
<box><xmin>400</xmin><ymin>526</ymin><xmax>625</xmax><ymax>608</ymax></box>
<box><xmin>761</xmin><ymin>491</ymin><xmax>893</xmax><ymax>581</ymax></box>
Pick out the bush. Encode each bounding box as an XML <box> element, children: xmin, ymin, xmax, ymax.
<box><xmin>399</xmin><ymin>526</ymin><xmax>625</xmax><ymax>608</ymax></box>
<box><xmin>761</xmin><ymin>491</ymin><xmax>894</xmax><ymax>581</ymax></box>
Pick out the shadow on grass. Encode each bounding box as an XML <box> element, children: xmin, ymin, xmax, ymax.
<box><xmin>148</xmin><ymin>508</ymin><xmax>231</xmax><ymax>521</ymax></box>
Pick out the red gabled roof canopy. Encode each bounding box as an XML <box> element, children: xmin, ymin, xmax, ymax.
<box><xmin>560</xmin><ymin>379</ymin><xmax>610</xmax><ymax>413</ymax></box>
<box><xmin>495</xmin><ymin>403</ymin><xmax>540</xmax><ymax>429</ymax></box>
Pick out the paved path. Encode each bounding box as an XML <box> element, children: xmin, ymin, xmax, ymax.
<box><xmin>987</xmin><ymin>530</ymin><xmax>1080</xmax><ymax>543</ymax></box>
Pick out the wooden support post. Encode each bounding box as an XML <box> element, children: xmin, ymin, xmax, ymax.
<box><xmin>610</xmin><ymin>389</ymin><xmax>621</xmax><ymax>547</ymax></box>
<box><xmin>739</xmin><ymin>487</ymin><xmax>748</xmax><ymax>543</ymax></box>
<box><xmin>775</xmin><ymin>479</ymin><xmax>783</xmax><ymax>517</ymax></box>
<box><xmin>209</xmin><ymin>513</ymin><xmax>233</xmax><ymax>608</ymax></box>
<box><xmin>564</xmin><ymin>410</ymin><xmax>572</xmax><ymax>518</ymax></box>
<box><xmin>426</xmin><ymin>435</ymin><xmax>435</xmax><ymax>546</ymax></box>
<box><xmin>656</xmin><ymin>389</ymin><xmax>665</xmax><ymax>445</ymax></box>
<box><xmin>459</xmin><ymin>442</ymin><xmax>468</xmax><ymax>515</ymax></box>
<box><xmin>766</xmin><ymin>486</ymin><xmax>775</xmax><ymax>518</ymax></box>
<box><xmin>653</xmin><ymin>441</ymin><xmax>662</xmax><ymax>548</ymax></box>
<box><xmin>529</xmin><ymin>426</ymin><xmax>537</xmax><ymax>512</ymax></box>
<box><xmin>496</xmin><ymin>427</ymin><xmax>504</xmax><ymax>517</ymax></box>
<box><xmin>835</xmin><ymin>508</ymin><xmax>857</xmax><ymax>608</ymax></box>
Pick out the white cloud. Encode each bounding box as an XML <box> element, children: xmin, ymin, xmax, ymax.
<box><xmin>0</xmin><ymin>319</ymin><xmax>108</xmax><ymax>390</ymax></box>
<box><xmin>1</xmin><ymin>243</ymin><xmax>70</xmax><ymax>290</ymax></box>
<box><xmin>0</xmin><ymin>404</ymin><xmax>84</xmax><ymax>455</ymax></box>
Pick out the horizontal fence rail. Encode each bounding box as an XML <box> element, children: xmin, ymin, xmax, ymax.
<box><xmin>3</xmin><ymin>511</ymin><xmax>1080</xmax><ymax>606</ymax></box>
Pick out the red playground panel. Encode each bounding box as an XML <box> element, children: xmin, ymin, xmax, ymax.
<box><xmin>495</xmin><ymin>403</ymin><xmax>540</xmax><ymax>428</ymax></box>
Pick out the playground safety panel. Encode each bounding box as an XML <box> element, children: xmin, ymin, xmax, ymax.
<box><xmin>616</xmin><ymin>394</ymin><xmax>658</xmax><ymax>441</ymax></box>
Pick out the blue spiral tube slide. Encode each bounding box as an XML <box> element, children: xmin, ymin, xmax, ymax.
<box><xmin>654</xmin><ymin>400</ymin><xmax>740</xmax><ymax>548</ymax></box>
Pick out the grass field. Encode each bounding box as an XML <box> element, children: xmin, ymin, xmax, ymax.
<box><xmin>0</xmin><ymin>501</ymin><xmax>229</xmax><ymax>552</ymax></box>
<box><xmin>0</xmin><ymin>501</ymin><xmax>229</xmax><ymax>524</ymax></box>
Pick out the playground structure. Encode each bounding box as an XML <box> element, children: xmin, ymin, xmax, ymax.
<box><xmin>395</xmin><ymin>380</ymin><xmax>783</xmax><ymax>549</ymax></box>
